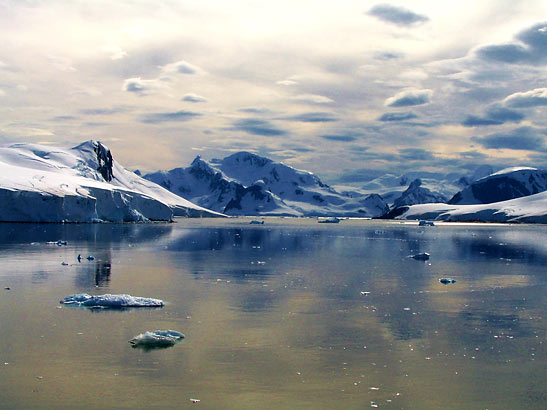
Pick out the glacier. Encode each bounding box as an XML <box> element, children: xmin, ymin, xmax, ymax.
<box><xmin>0</xmin><ymin>140</ymin><xmax>222</xmax><ymax>222</ymax></box>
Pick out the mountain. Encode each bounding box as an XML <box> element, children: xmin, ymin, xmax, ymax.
<box><xmin>350</xmin><ymin>168</ymin><xmax>488</xmax><ymax>206</ymax></box>
<box><xmin>144</xmin><ymin>152</ymin><xmax>389</xmax><ymax>217</ymax></box>
<box><xmin>0</xmin><ymin>140</ymin><xmax>221</xmax><ymax>222</ymax></box>
<box><xmin>381</xmin><ymin>191</ymin><xmax>547</xmax><ymax>223</ymax></box>
<box><xmin>392</xmin><ymin>178</ymin><xmax>448</xmax><ymax>208</ymax></box>
<box><xmin>448</xmin><ymin>167</ymin><xmax>547</xmax><ymax>205</ymax></box>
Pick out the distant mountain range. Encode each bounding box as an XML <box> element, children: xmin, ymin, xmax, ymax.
<box><xmin>0</xmin><ymin>140</ymin><xmax>545</xmax><ymax>223</ymax></box>
<box><xmin>144</xmin><ymin>152</ymin><xmax>389</xmax><ymax>217</ymax></box>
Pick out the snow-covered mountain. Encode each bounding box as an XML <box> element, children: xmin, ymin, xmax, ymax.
<box><xmin>448</xmin><ymin>167</ymin><xmax>547</xmax><ymax>205</ymax></box>
<box><xmin>144</xmin><ymin>152</ymin><xmax>389</xmax><ymax>217</ymax></box>
<box><xmin>392</xmin><ymin>179</ymin><xmax>448</xmax><ymax>208</ymax></box>
<box><xmin>382</xmin><ymin>191</ymin><xmax>547</xmax><ymax>223</ymax></box>
<box><xmin>0</xmin><ymin>140</ymin><xmax>221</xmax><ymax>222</ymax></box>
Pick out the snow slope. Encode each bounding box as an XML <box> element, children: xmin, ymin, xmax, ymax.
<box><xmin>145</xmin><ymin>152</ymin><xmax>389</xmax><ymax>217</ymax></box>
<box><xmin>448</xmin><ymin>167</ymin><xmax>547</xmax><ymax>205</ymax></box>
<box><xmin>383</xmin><ymin>191</ymin><xmax>547</xmax><ymax>223</ymax></box>
<box><xmin>0</xmin><ymin>141</ymin><xmax>221</xmax><ymax>222</ymax></box>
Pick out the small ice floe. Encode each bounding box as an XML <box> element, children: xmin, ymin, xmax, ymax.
<box><xmin>418</xmin><ymin>220</ymin><xmax>435</xmax><ymax>226</ymax></box>
<box><xmin>60</xmin><ymin>293</ymin><xmax>164</xmax><ymax>308</ymax></box>
<box><xmin>129</xmin><ymin>330</ymin><xmax>184</xmax><ymax>349</ymax></box>
<box><xmin>190</xmin><ymin>398</ymin><xmax>200</xmax><ymax>403</ymax></box>
<box><xmin>439</xmin><ymin>278</ymin><xmax>457</xmax><ymax>284</ymax></box>
<box><xmin>360</xmin><ymin>291</ymin><xmax>371</xmax><ymax>296</ymax></box>
<box><xmin>4</xmin><ymin>287</ymin><xmax>10</xmax><ymax>290</ymax></box>
<box><xmin>250</xmin><ymin>220</ymin><xmax>264</xmax><ymax>225</ymax></box>
<box><xmin>410</xmin><ymin>252</ymin><xmax>430</xmax><ymax>261</ymax></box>
<box><xmin>86</xmin><ymin>255</ymin><xmax>95</xmax><ymax>261</ymax></box>
<box><xmin>56</xmin><ymin>240</ymin><xmax>68</xmax><ymax>246</ymax></box>
<box><xmin>318</xmin><ymin>217</ymin><xmax>341</xmax><ymax>224</ymax></box>
<box><xmin>61</xmin><ymin>262</ymin><xmax>69</xmax><ymax>266</ymax></box>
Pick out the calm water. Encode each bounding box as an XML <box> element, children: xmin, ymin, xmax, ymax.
<box><xmin>0</xmin><ymin>218</ymin><xmax>545</xmax><ymax>410</ymax></box>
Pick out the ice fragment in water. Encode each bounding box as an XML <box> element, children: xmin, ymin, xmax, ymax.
<box><xmin>410</xmin><ymin>252</ymin><xmax>430</xmax><ymax>260</ymax></box>
<box><xmin>60</xmin><ymin>293</ymin><xmax>164</xmax><ymax>308</ymax></box>
<box><xmin>439</xmin><ymin>278</ymin><xmax>457</xmax><ymax>284</ymax></box>
<box><xmin>129</xmin><ymin>330</ymin><xmax>184</xmax><ymax>348</ymax></box>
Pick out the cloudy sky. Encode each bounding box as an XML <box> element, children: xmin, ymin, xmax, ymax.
<box><xmin>0</xmin><ymin>0</ymin><xmax>545</xmax><ymax>184</ymax></box>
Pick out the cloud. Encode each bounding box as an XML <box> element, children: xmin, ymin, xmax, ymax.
<box><xmin>385</xmin><ymin>89</ymin><xmax>432</xmax><ymax>107</ymax></box>
<box><xmin>291</xmin><ymin>94</ymin><xmax>334</xmax><ymax>104</ymax></box>
<box><xmin>276</xmin><ymin>79</ymin><xmax>298</xmax><ymax>86</ymax></box>
<box><xmin>475</xmin><ymin>22</ymin><xmax>547</xmax><ymax>65</ymax></box>
<box><xmin>238</xmin><ymin>107</ymin><xmax>272</xmax><ymax>114</ymax></box>
<box><xmin>462</xmin><ymin>116</ymin><xmax>503</xmax><ymax>127</ymax></box>
<box><xmin>320</xmin><ymin>134</ymin><xmax>358</xmax><ymax>142</ymax></box>
<box><xmin>102</xmin><ymin>45</ymin><xmax>127</xmax><ymax>60</ymax></box>
<box><xmin>161</xmin><ymin>60</ymin><xmax>205</xmax><ymax>75</ymax></box>
<box><xmin>378</xmin><ymin>112</ymin><xmax>417</xmax><ymax>122</ymax></box>
<box><xmin>231</xmin><ymin>118</ymin><xmax>288</xmax><ymax>137</ymax></box>
<box><xmin>462</xmin><ymin>104</ymin><xmax>525</xmax><ymax>127</ymax></box>
<box><xmin>139</xmin><ymin>110</ymin><xmax>202</xmax><ymax>124</ymax></box>
<box><xmin>123</xmin><ymin>77</ymin><xmax>166</xmax><ymax>94</ymax></box>
<box><xmin>374</xmin><ymin>51</ymin><xmax>404</xmax><ymax>60</ymax></box>
<box><xmin>503</xmin><ymin>88</ymin><xmax>547</xmax><ymax>108</ymax></box>
<box><xmin>80</xmin><ymin>107</ymin><xmax>127</xmax><ymax>115</ymax></box>
<box><xmin>182</xmin><ymin>93</ymin><xmax>208</xmax><ymax>103</ymax></box>
<box><xmin>398</xmin><ymin>148</ymin><xmax>435</xmax><ymax>161</ymax></box>
<box><xmin>367</xmin><ymin>4</ymin><xmax>429</xmax><ymax>27</ymax></box>
<box><xmin>472</xmin><ymin>126</ymin><xmax>546</xmax><ymax>151</ymax></box>
<box><xmin>336</xmin><ymin>167</ymin><xmax>386</xmax><ymax>183</ymax></box>
<box><xmin>283</xmin><ymin>112</ymin><xmax>338</xmax><ymax>122</ymax></box>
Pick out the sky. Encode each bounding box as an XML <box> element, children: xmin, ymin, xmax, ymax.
<box><xmin>0</xmin><ymin>0</ymin><xmax>546</xmax><ymax>184</ymax></box>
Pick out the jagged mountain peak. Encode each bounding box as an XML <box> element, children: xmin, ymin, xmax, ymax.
<box><xmin>222</xmin><ymin>151</ymin><xmax>272</xmax><ymax>168</ymax></box>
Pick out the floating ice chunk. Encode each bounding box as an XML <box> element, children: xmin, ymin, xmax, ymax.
<box><xmin>129</xmin><ymin>330</ymin><xmax>184</xmax><ymax>348</ymax></box>
<box><xmin>250</xmin><ymin>220</ymin><xmax>264</xmax><ymax>224</ymax></box>
<box><xmin>418</xmin><ymin>220</ymin><xmax>435</xmax><ymax>226</ymax></box>
<box><xmin>439</xmin><ymin>278</ymin><xmax>457</xmax><ymax>284</ymax></box>
<box><xmin>410</xmin><ymin>252</ymin><xmax>430</xmax><ymax>260</ymax></box>
<box><xmin>86</xmin><ymin>255</ymin><xmax>95</xmax><ymax>260</ymax></box>
<box><xmin>60</xmin><ymin>293</ymin><xmax>164</xmax><ymax>308</ymax></box>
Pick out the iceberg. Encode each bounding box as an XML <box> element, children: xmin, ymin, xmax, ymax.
<box><xmin>129</xmin><ymin>330</ymin><xmax>185</xmax><ymax>348</ymax></box>
<box><xmin>410</xmin><ymin>252</ymin><xmax>430</xmax><ymax>261</ymax></box>
<box><xmin>59</xmin><ymin>293</ymin><xmax>164</xmax><ymax>308</ymax></box>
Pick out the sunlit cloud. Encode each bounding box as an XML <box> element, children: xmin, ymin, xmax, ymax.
<box><xmin>367</xmin><ymin>4</ymin><xmax>429</xmax><ymax>27</ymax></box>
<box><xmin>385</xmin><ymin>89</ymin><xmax>433</xmax><ymax>107</ymax></box>
<box><xmin>182</xmin><ymin>93</ymin><xmax>208</xmax><ymax>103</ymax></box>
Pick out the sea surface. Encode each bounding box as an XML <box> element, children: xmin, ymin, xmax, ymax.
<box><xmin>0</xmin><ymin>218</ymin><xmax>545</xmax><ymax>409</ymax></box>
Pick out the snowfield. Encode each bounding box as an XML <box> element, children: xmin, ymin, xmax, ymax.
<box><xmin>0</xmin><ymin>140</ymin><xmax>222</xmax><ymax>222</ymax></box>
<box><xmin>384</xmin><ymin>191</ymin><xmax>547</xmax><ymax>223</ymax></box>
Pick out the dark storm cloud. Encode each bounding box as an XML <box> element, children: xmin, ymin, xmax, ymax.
<box><xmin>472</xmin><ymin>126</ymin><xmax>547</xmax><ymax>151</ymax></box>
<box><xmin>237</xmin><ymin>107</ymin><xmax>272</xmax><ymax>114</ymax></box>
<box><xmin>51</xmin><ymin>115</ymin><xmax>77</xmax><ymax>122</ymax></box>
<box><xmin>476</xmin><ymin>22</ymin><xmax>547</xmax><ymax>65</ymax></box>
<box><xmin>283</xmin><ymin>112</ymin><xmax>338</xmax><ymax>122</ymax></box>
<box><xmin>462</xmin><ymin>116</ymin><xmax>503</xmax><ymax>127</ymax></box>
<box><xmin>377</xmin><ymin>112</ymin><xmax>417</xmax><ymax>122</ymax></box>
<box><xmin>367</xmin><ymin>4</ymin><xmax>429</xmax><ymax>27</ymax></box>
<box><xmin>231</xmin><ymin>118</ymin><xmax>288</xmax><ymax>137</ymax></box>
<box><xmin>139</xmin><ymin>110</ymin><xmax>202</xmax><ymax>124</ymax></box>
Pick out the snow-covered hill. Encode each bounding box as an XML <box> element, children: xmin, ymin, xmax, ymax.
<box><xmin>382</xmin><ymin>191</ymin><xmax>547</xmax><ymax>223</ymax></box>
<box><xmin>145</xmin><ymin>152</ymin><xmax>389</xmax><ymax>217</ymax></box>
<box><xmin>448</xmin><ymin>167</ymin><xmax>547</xmax><ymax>205</ymax></box>
<box><xmin>0</xmin><ymin>141</ymin><xmax>221</xmax><ymax>222</ymax></box>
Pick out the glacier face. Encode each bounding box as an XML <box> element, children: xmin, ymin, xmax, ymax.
<box><xmin>0</xmin><ymin>140</ymin><xmax>221</xmax><ymax>222</ymax></box>
<box><xmin>145</xmin><ymin>152</ymin><xmax>390</xmax><ymax>217</ymax></box>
